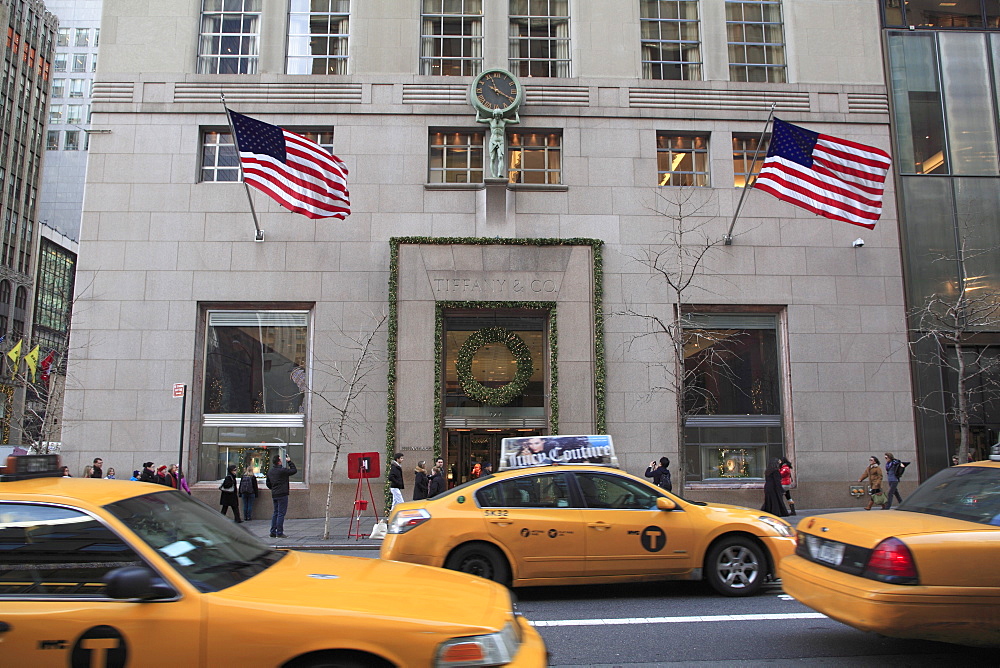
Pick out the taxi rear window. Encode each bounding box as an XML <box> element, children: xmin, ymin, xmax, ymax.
<box><xmin>898</xmin><ymin>466</ymin><xmax>1000</xmax><ymax>526</ymax></box>
<box><xmin>477</xmin><ymin>473</ymin><xmax>573</xmax><ymax>508</ymax></box>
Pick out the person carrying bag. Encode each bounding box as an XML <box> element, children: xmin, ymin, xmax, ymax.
<box><xmin>859</xmin><ymin>455</ymin><xmax>885</xmax><ymax>510</ymax></box>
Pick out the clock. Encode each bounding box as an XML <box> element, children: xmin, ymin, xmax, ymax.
<box><xmin>470</xmin><ymin>68</ymin><xmax>522</xmax><ymax>115</ymax></box>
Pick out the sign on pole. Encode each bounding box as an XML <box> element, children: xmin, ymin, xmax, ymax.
<box><xmin>173</xmin><ymin>383</ymin><xmax>186</xmax><ymax>398</ymax></box>
<box><xmin>174</xmin><ymin>383</ymin><xmax>187</xmax><ymax>473</ymax></box>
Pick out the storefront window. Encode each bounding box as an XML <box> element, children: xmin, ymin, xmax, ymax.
<box><xmin>199</xmin><ymin>310</ymin><xmax>309</xmax><ymax>482</ymax></box>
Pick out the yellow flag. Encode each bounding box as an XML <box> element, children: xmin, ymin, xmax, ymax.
<box><xmin>24</xmin><ymin>345</ymin><xmax>39</xmax><ymax>382</ymax></box>
<box><xmin>7</xmin><ymin>339</ymin><xmax>22</xmax><ymax>379</ymax></box>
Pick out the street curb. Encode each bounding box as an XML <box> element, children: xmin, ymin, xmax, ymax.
<box><xmin>272</xmin><ymin>543</ymin><xmax>382</xmax><ymax>550</ymax></box>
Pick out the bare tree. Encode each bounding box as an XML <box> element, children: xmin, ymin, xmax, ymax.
<box><xmin>909</xmin><ymin>233</ymin><xmax>1000</xmax><ymax>465</ymax></box>
<box><xmin>305</xmin><ymin>312</ymin><xmax>388</xmax><ymax>540</ymax></box>
<box><xmin>613</xmin><ymin>188</ymin><xmax>743</xmax><ymax>495</ymax></box>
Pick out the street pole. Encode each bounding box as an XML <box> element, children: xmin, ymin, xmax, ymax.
<box><xmin>174</xmin><ymin>383</ymin><xmax>187</xmax><ymax>471</ymax></box>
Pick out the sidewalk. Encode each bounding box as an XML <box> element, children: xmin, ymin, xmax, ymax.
<box><xmin>241</xmin><ymin>507</ymin><xmax>859</xmax><ymax>551</ymax></box>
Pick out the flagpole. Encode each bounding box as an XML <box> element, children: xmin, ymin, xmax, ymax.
<box><xmin>221</xmin><ymin>94</ymin><xmax>265</xmax><ymax>242</ymax></box>
<box><xmin>724</xmin><ymin>103</ymin><xmax>777</xmax><ymax>245</ymax></box>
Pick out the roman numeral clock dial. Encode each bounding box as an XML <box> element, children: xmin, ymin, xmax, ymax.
<box><xmin>470</xmin><ymin>69</ymin><xmax>522</xmax><ymax>116</ymax></box>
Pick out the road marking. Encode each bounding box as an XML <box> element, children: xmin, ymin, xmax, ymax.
<box><xmin>532</xmin><ymin>612</ymin><xmax>827</xmax><ymax>627</ymax></box>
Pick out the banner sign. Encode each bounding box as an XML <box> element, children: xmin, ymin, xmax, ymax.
<box><xmin>499</xmin><ymin>435</ymin><xmax>617</xmax><ymax>471</ymax></box>
<box><xmin>347</xmin><ymin>452</ymin><xmax>381</xmax><ymax>479</ymax></box>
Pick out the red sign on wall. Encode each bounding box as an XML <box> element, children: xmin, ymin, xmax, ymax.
<box><xmin>172</xmin><ymin>383</ymin><xmax>186</xmax><ymax>397</ymax></box>
<box><xmin>347</xmin><ymin>452</ymin><xmax>381</xmax><ymax>479</ymax></box>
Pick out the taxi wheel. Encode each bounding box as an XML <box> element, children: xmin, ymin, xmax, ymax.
<box><xmin>705</xmin><ymin>536</ymin><xmax>766</xmax><ymax>597</ymax></box>
<box><xmin>445</xmin><ymin>542</ymin><xmax>511</xmax><ymax>586</ymax></box>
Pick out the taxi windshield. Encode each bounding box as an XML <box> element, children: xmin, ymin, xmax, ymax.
<box><xmin>105</xmin><ymin>491</ymin><xmax>284</xmax><ymax>592</ymax></box>
<box><xmin>897</xmin><ymin>465</ymin><xmax>1000</xmax><ymax>526</ymax></box>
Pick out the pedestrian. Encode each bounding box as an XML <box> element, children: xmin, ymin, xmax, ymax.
<box><xmin>644</xmin><ymin>457</ymin><xmax>672</xmax><ymax>493</ymax></box>
<box><xmin>883</xmin><ymin>452</ymin><xmax>908</xmax><ymax>509</ymax></box>
<box><xmin>176</xmin><ymin>467</ymin><xmax>192</xmax><ymax>494</ymax></box>
<box><xmin>859</xmin><ymin>455</ymin><xmax>885</xmax><ymax>510</ymax></box>
<box><xmin>91</xmin><ymin>457</ymin><xmax>104</xmax><ymax>478</ymax></box>
<box><xmin>434</xmin><ymin>457</ymin><xmax>448</xmax><ymax>491</ymax></box>
<box><xmin>480</xmin><ymin>460</ymin><xmax>493</xmax><ymax>477</ymax></box>
<box><xmin>60</xmin><ymin>466</ymin><xmax>71</xmax><ymax>477</ymax></box>
<box><xmin>779</xmin><ymin>457</ymin><xmax>795</xmax><ymax>515</ymax></box>
<box><xmin>266</xmin><ymin>454</ymin><xmax>297</xmax><ymax>538</ymax></box>
<box><xmin>219</xmin><ymin>464</ymin><xmax>241</xmax><ymax>522</ymax></box>
<box><xmin>106</xmin><ymin>467</ymin><xmax>116</xmax><ymax>479</ymax></box>
<box><xmin>130</xmin><ymin>469</ymin><xmax>140</xmax><ymax>481</ymax></box>
<box><xmin>166</xmin><ymin>464</ymin><xmax>181</xmax><ymax>489</ymax></box>
<box><xmin>761</xmin><ymin>457</ymin><xmax>789</xmax><ymax>517</ymax></box>
<box><xmin>240</xmin><ymin>466</ymin><xmax>259</xmax><ymax>520</ymax></box>
<box><xmin>389</xmin><ymin>452</ymin><xmax>405</xmax><ymax>509</ymax></box>
<box><xmin>82</xmin><ymin>465</ymin><xmax>93</xmax><ymax>478</ymax></box>
<box><xmin>139</xmin><ymin>462</ymin><xmax>157</xmax><ymax>483</ymax></box>
<box><xmin>413</xmin><ymin>460</ymin><xmax>428</xmax><ymax>501</ymax></box>
<box><xmin>427</xmin><ymin>465</ymin><xmax>445</xmax><ymax>498</ymax></box>
<box><xmin>951</xmin><ymin>455</ymin><xmax>960</xmax><ymax>466</ymax></box>
<box><xmin>155</xmin><ymin>465</ymin><xmax>171</xmax><ymax>486</ymax></box>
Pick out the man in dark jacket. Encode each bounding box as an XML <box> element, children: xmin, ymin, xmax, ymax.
<box><xmin>266</xmin><ymin>454</ymin><xmax>297</xmax><ymax>538</ymax></box>
<box><xmin>91</xmin><ymin>457</ymin><xmax>104</xmax><ymax>478</ymax></box>
<box><xmin>389</xmin><ymin>453</ymin><xmax>404</xmax><ymax>509</ymax></box>
<box><xmin>139</xmin><ymin>461</ymin><xmax>157</xmax><ymax>483</ymax></box>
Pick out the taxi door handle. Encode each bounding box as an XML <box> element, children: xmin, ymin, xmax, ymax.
<box><xmin>0</xmin><ymin>621</ymin><xmax>9</xmax><ymax>633</ymax></box>
<box><xmin>587</xmin><ymin>521</ymin><xmax>611</xmax><ymax>530</ymax></box>
<box><xmin>488</xmin><ymin>519</ymin><xmax>513</xmax><ymax>526</ymax></box>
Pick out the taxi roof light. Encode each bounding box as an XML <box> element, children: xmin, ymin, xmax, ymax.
<box><xmin>864</xmin><ymin>537</ymin><xmax>918</xmax><ymax>584</ymax></box>
<box><xmin>0</xmin><ymin>454</ymin><xmax>62</xmax><ymax>482</ymax></box>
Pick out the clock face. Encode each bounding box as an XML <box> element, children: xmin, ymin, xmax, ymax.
<box><xmin>473</xmin><ymin>70</ymin><xmax>520</xmax><ymax>113</ymax></box>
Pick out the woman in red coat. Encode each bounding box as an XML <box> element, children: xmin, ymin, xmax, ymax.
<box><xmin>779</xmin><ymin>457</ymin><xmax>795</xmax><ymax>515</ymax></box>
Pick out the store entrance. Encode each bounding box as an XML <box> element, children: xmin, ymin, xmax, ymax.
<box><xmin>445</xmin><ymin>428</ymin><xmax>543</xmax><ymax>487</ymax></box>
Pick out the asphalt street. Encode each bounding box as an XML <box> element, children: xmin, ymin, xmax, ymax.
<box><xmin>313</xmin><ymin>547</ymin><xmax>996</xmax><ymax>667</ymax></box>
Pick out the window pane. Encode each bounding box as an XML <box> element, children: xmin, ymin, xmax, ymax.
<box><xmin>684</xmin><ymin>326</ymin><xmax>780</xmax><ymax>415</ymax></box>
<box><xmin>477</xmin><ymin>473</ymin><xmax>572</xmax><ymax>508</ymax></box>
<box><xmin>888</xmin><ymin>32</ymin><xmax>948</xmax><ymax>174</ymax></box>
<box><xmin>940</xmin><ymin>32</ymin><xmax>999</xmax><ymax>175</ymax></box>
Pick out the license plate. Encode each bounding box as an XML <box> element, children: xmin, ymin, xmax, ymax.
<box><xmin>816</xmin><ymin>541</ymin><xmax>845</xmax><ymax>566</ymax></box>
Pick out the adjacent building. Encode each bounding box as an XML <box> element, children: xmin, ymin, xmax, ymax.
<box><xmin>62</xmin><ymin>1</ymin><xmax>915</xmax><ymax>515</ymax></box>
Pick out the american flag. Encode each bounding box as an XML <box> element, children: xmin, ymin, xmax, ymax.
<box><xmin>753</xmin><ymin>118</ymin><xmax>891</xmax><ymax>230</ymax></box>
<box><xmin>227</xmin><ymin>109</ymin><xmax>350</xmax><ymax>220</ymax></box>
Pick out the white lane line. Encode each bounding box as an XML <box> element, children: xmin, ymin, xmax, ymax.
<box><xmin>532</xmin><ymin>612</ymin><xmax>827</xmax><ymax>627</ymax></box>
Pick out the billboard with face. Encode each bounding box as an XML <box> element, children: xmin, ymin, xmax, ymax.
<box><xmin>499</xmin><ymin>435</ymin><xmax>617</xmax><ymax>470</ymax></box>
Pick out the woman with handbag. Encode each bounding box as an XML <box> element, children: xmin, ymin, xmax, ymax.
<box><xmin>859</xmin><ymin>455</ymin><xmax>885</xmax><ymax>510</ymax></box>
<box><xmin>219</xmin><ymin>464</ymin><xmax>242</xmax><ymax>522</ymax></box>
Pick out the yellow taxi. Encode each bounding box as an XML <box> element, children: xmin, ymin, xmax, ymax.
<box><xmin>0</xmin><ymin>455</ymin><xmax>546</xmax><ymax>667</ymax></box>
<box><xmin>780</xmin><ymin>456</ymin><xmax>1000</xmax><ymax>647</ymax></box>
<box><xmin>381</xmin><ymin>435</ymin><xmax>796</xmax><ymax>596</ymax></box>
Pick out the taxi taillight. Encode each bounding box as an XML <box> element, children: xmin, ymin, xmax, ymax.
<box><xmin>863</xmin><ymin>537</ymin><xmax>918</xmax><ymax>585</ymax></box>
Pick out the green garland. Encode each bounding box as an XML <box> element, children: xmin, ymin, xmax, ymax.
<box><xmin>456</xmin><ymin>327</ymin><xmax>533</xmax><ymax>406</ymax></box>
<box><xmin>386</xmin><ymin>237</ymin><xmax>605</xmax><ymax>515</ymax></box>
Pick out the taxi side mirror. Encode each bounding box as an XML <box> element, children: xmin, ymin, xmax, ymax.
<box><xmin>656</xmin><ymin>496</ymin><xmax>677</xmax><ymax>511</ymax></box>
<box><xmin>104</xmin><ymin>566</ymin><xmax>175</xmax><ymax>601</ymax></box>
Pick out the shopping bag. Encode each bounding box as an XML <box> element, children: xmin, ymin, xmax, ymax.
<box><xmin>871</xmin><ymin>490</ymin><xmax>887</xmax><ymax>506</ymax></box>
<box><xmin>369</xmin><ymin>520</ymin><xmax>387</xmax><ymax>539</ymax></box>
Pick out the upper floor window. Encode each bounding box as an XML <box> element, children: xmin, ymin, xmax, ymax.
<box><xmin>64</xmin><ymin>130</ymin><xmax>80</xmax><ymax>151</ymax></box>
<box><xmin>428</xmin><ymin>130</ymin><xmax>484</xmax><ymax>183</ymax></box>
<box><xmin>420</xmin><ymin>0</ymin><xmax>483</xmax><ymax>76</ymax></box>
<box><xmin>726</xmin><ymin>1</ymin><xmax>785</xmax><ymax>83</ymax></box>
<box><xmin>48</xmin><ymin>104</ymin><xmax>63</xmax><ymax>125</ymax></box>
<box><xmin>46</xmin><ymin>131</ymin><xmax>59</xmax><ymax>150</ymax></box>
<box><xmin>14</xmin><ymin>286</ymin><xmax>27</xmax><ymax>310</ymax></box>
<box><xmin>197</xmin><ymin>0</ymin><xmax>261</xmax><ymax>75</ymax></box>
<box><xmin>51</xmin><ymin>79</ymin><xmax>66</xmax><ymax>98</ymax></box>
<box><xmin>656</xmin><ymin>133</ymin><xmax>709</xmax><ymax>186</ymax></box>
<box><xmin>53</xmin><ymin>53</ymin><xmax>67</xmax><ymax>72</ymax></box>
<box><xmin>74</xmin><ymin>28</ymin><xmax>90</xmax><ymax>47</ymax></box>
<box><xmin>72</xmin><ymin>54</ymin><xmax>87</xmax><ymax>73</ymax></box>
<box><xmin>883</xmin><ymin>0</ymin><xmax>1000</xmax><ymax>29</ymax></box>
<box><xmin>509</xmin><ymin>0</ymin><xmax>571</xmax><ymax>77</ymax></box>
<box><xmin>287</xmin><ymin>0</ymin><xmax>350</xmax><ymax>75</ymax></box>
<box><xmin>69</xmin><ymin>79</ymin><xmax>86</xmax><ymax>98</ymax></box>
<box><xmin>508</xmin><ymin>131</ymin><xmax>562</xmax><ymax>184</ymax></box>
<box><xmin>56</xmin><ymin>28</ymin><xmax>70</xmax><ymax>47</ymax></box>
<box><xmin>640</xmin><ymin>0</ymin><xmax>701</xmax><ymax>80</ymax></box>
<box><xmin>200</xmin><ymin>129</ymin><xmax>336</xmax><ymax>183</ymax></box>
<box><xmin>732</xmin><ymin>133</ymin><xmax>769</xmax><ymax>187</ymax></box>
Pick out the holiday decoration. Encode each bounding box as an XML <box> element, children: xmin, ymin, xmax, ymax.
<box><xmin>456</xmin><ymin>326</ymin><xmax>533</xmax><ymax>406</ymax></box>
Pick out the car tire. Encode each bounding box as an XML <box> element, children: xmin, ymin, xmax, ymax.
<box><xmin>705</xmin><ymin>536</ymin><xmax>766</xmax><ymax>597</ymax></box>
<box><xmin>445</xmin><ymin>542</ymin><xmax>511</xmax><ymax>586</ymax></box>
<box><xmin>285</xmin><ymin>652</ymin><xmax>390</xmax><ymax>668</ymax></box>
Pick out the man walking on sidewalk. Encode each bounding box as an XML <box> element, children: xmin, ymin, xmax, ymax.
<box><xmin>389</xmin><ymin>452</ymin><xmax>405</xmax><ymax>510</ymax></box>
<box><xmin>267</xmin><ymin>454</ymin><xmax>297</xmax><ymax>538</ymax></box>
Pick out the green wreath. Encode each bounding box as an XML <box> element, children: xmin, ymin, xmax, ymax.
<box><xmin>456</xmin><ymin>326</ymin><xmax>533</xmax><ymax>406</ymax></box>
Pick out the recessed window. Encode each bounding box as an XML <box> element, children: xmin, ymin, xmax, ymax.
<box><xmin>420</xmin><ymin>0</ymin><xmax>483</xmax><ymax>76</ymax></box>
<box><xmin>53</xmin><ymin>53</ymin><xmax>67</xmax><ymax>72</ymax></box>
<box><xmin>428</xmin><ymin>130</ymin><xmax>485</xmax><ymax>183</ymax></box>
<box><xmin>67</xmin><ymin>105</ymin><xmax>84</xmax><ymax>125</ymax></box>
<box><xmin>64</xmin><ymin>130</ymin><xmax>80</xmax><ymax>151</ymax></box>
<box><xmin>199</xmin><ymin>129</ymin><xmax>336</xmax><ymax>183</ymax></box>
<box><xmin>287</xmin><ymin>0</ymin><xmax>350</xmax><ymax>75</ymax></box>
<box><xmin>72</xmin><ymin>54</ymin><xmax>87</xmax><ymax>73</ymax></box>
<box><xmin>48</xmin><ymin>105</ymin><xmax>64</xmax><ymax>125</ymax></box>
<box><xmin>51</xmin><ymin>79</ymin><xmax>66</xmax><ymax>98</ymax></box>
<box><xmin>656</xmin><ymin>133</ymin><xmax>709</xmax><ymax>186</ymax></box>
<box><xmin>726</xmin><ymin>1</ymin><xmax>786</xmax><ymax>83</ymax></box>
<box><xmin>197</xmin><ymin>0</ymin><xmax>261</xmax><ymax>75</ymax></box>
<box><xmin>509</xmin><ymin>0</ymin><xmax>571</xmax><ymax>77</ymax></box>
<box><xmin>732</xmin><ymin>133</ymin><xmax>769</xmax><ymax>187</ymax></box>
<box><xmin>640</xmin><ymin>0</ymin><xmax>702</xmax><ymax>80</ymax></box>
<box><xmin>69</xmin><ymin>79</ymin><xmax>86</xmax><ymax>98</ymax></box>
<box><xmin>56</xmin><ymin>28</ymin><xmax>70</xmax><ymax>47</ymax></box>
<box><xmin>74</xmin><ymin>27</ymin><xmax>90</xmax><ymax>47</ymax></box>
<box><xmin>508</xmin><ymin>131</ymin><xmax>562</xmax><ymax>184</ymax></box>
<box><xmin>46</xmin><ymin>131</ymin><xmax>59</xmax><ymax>150</ymax></box>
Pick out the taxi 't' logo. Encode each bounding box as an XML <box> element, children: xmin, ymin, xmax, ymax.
<box><xmin>71</xmin><ymin>625</ymin><xmax>127</xmax><ymax>668</ymax></box>
<box><xmin>640</xmin><ymin>526</ymin><xmax>667</xmax><ymax>552</ymax></box>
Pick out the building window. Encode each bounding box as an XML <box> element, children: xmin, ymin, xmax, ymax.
<box><xmin>732</xmin><ymin>133</ymin><xmax>769</xmax><ymax>187</ymax></box>
<box><xmin>46</xmin><ymin>131</ymin><xmax>59</xmax><ymax>150</ymax></box>
<box><xmin>48</xmin><ymin>104</ymin><xmax>64</xmax><ymax>125</ymax></box>
<box><xmin>200</xmin><ymin>309</ymin><xmax>309</xmax><ymax>482</ymax></box>
<box><xmin>94</xmin><ymin>28</ymin><xmax>100</xmax><ymax>47</ymax></box>
<box><xmin>66</xmin><ymin>105</ymin><xmax>84</xmax><ymax>125</ymax></box>
<box><xmin>508</xmin><ymin>131</ymin><xmax>561</xmax><ymax>184</ymax></box>
<box><xmin>14</xmin><ymin>286</ymin><xmax>27</xmax><ymax>311</ymax></box>
<box><xmin>197</xmin><ymin>0</ymin><xmax>262</xmax><ymax>75</ymax></box>
<box><xmin>200</xmin><ymin>129</ymin><xmax>334</xmax><ymax>183</ymax></box>
<box><xmin>726</xmin><ymin>0</ymin><xmax>786</xmax><ymax>83</ymax></box>
<box><xmin>68</xmin><ymin>79</ymin><xmax>86</xmax><ymax>98</ymax></box>
<box><xmin>53</xmin><ymin>53</ymin><xmax>67</xmax><ymax>72</ymax></box>
<box><xmin>72</xmin><ymin>54</ymin><xmax>87</xmax><ymax>73</ymax></box>
<box><xmin>286</xmin><ymin>0</ymin><xmax>350</xmax><ymax>75</ymax></box>
<box><xmin>509</xmin><ymin>0</ymin><xmax>571</xmax><ymax>78</ymax></box>
<box><xmin>56</xmin><ymin>28</ymin><xmax>70</xmax><ymax>47</ymax></box>
<box><xmin>64</xmin><ymin>131</ymin><xmax>80</xmax><ymax>151</ymax></box>
<box><xmin>74</xmin><ymin>27</ymin><xmax>90</xmax><ymax>47</ymax></box>
<box><xmin>428</xmin><ymin>130</ymin><xmax>485</xmax><ymax>183</ymax></box>
<box><xmin>91</xmin><ymin>54</ymin><xmax>98</xmax><ymax>72</ymax></box>
<box><xmin>420</xmin><ymin>0</ymin><xmax>483</xmax><ymax>76</ymax></box>
<box><xmin>683</xmin><ymin>313</ymin><xmax>784</xmax><ymax>482</ymax></box>
<box><xmin>656</xmin><ymin>133</ymin><xmax>709</xmax><ymax>186</ymax></box>
<box><xmin>51</xmin><ymin>78</ymin><xmax>66</xmax><ymax>98</ymax></box>
<box><xmin>640</xmin><ymin>0</ymin><xmax>701</xmax><ymax>80</ymax></box>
